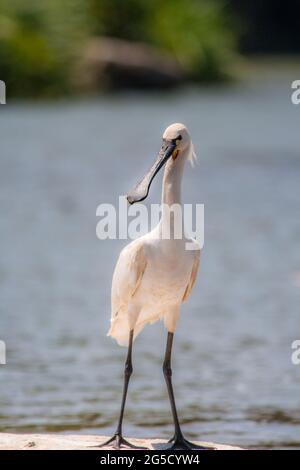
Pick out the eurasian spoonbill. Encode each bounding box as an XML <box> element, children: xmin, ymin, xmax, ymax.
<box><xmin>100</xmin><ymin>123</ymin><xmax>209</xmax><ymax>450</ymax></box>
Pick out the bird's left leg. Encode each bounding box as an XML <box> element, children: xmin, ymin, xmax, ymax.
<box><xmin>94</xmin><ymin>329</ymin><xmax>145</xmax><ymax>450</ymax></box>
<box><xmin>163</xmin><ymin>331</ymin><xmax>213</xmax><ymax>450</ymax></box>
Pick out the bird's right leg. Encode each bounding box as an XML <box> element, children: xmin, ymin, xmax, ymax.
<box><xmin>163</xmin><ymin>331</ymin><xmax>213</xmax><ymax>450</ymax></box>
<box><xmin>96</xmin><ymin>329</ymin><xmax>145</xmax><ymax>450</ymax></box>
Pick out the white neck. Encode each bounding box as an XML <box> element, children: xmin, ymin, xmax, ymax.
<box><xmin>159</xmin><ymin>145</ymin><xmax>189</xmax><ymax>238</ymax></box>
<box><xmin>162</xmin><ymin>156</ymin><xmax>184</xmax><ymax>206</ymax></box>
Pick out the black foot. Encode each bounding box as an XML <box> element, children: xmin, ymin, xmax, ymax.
<box><xmin>167</xmin><ymin>436</ymin><xmax>214</xmax><ymax>450</ymax></box>
<box><xmin>91</xmin><ymin>433</ymin><xmax>147</xmax><ymax>450</ymax></box>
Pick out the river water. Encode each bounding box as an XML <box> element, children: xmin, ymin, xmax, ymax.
<box><xmin>1</xmin><ymin>74</ymin><xmax>300</xmax><ymax>448</ymax></box>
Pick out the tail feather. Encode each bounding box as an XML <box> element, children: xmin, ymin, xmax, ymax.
<box><xmin>107</xmin><ymin>317</ymin><xmax>144</xmax><ymax>347</ymax></box>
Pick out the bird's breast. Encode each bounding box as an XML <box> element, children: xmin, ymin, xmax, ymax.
<box><xmin>136</xmin><ymin>243</ymin><xmax>193</xmax><ymax>306</ymax></box>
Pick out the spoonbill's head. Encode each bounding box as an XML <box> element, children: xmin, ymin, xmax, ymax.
<box><xmin>127</xmin><ymin>123</ymin><xmax>192</xmax><ymax>205</ymax></box>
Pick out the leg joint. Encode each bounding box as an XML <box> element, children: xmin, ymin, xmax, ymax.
<box><xmin>163</xmin><ymin>361</ymin><xmax>172</xmax><ymax>378</ymax></box>
<box><xmin>124</xmin><ymin>362</ymin><xmax>133</xmax><ymax>377</ymax></box>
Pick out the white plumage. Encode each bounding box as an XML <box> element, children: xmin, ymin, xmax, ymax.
<box><xmin>108</xmin><ymin>123</ymin><xmax>200</xmax><ymax>346</ymax></box>
<box><xmin>99</xmin><ymin>123</ymin><xmax>211</xmax><ymax>450</ymax></box>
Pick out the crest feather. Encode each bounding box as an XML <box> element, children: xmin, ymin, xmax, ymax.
<box><xmin>188</xmin><ymin>142</ymin><xmax>197</xmax><ymax>167</ymax></box>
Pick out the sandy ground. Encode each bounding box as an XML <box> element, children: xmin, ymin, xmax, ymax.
<box><xmin>0</xmin><ymin>433</ymin><xmax>243</xmax><ymax>450</ymax></box>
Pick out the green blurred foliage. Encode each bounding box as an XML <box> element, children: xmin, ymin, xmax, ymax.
<box><xmin>147</xmin><ymin>0</ymin><xmax>235</xmax><ymax>81</ymax></box>
<box><xmin>90</xmin><ymin>0</ymin><xmax>235</xmax><ymax>81</ymax></box>
<box><xmin>0</xmin><ymin>0</ymin><xmax>237</xmax><ymax>97</ymax></box>
<box><xmin>89</xmin><ymin>0</ymin><xmax>150</xmax><ymax>42</ymax></box>
<box><xmin>0</xmin><ymin>0</ymin><xmax>90</xmax><ymax>97</ymax></box>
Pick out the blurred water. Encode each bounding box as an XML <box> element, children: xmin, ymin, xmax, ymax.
<box><xmin>1</xmin><ymin>77</ymin><xmax>300</xmax><ymax>449</ymax></box>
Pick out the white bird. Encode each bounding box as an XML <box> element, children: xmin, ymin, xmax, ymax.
<box><xmin>100</xmin><ymin>123</ymin><xmax>209</xmax><ymax>450</ymax></box>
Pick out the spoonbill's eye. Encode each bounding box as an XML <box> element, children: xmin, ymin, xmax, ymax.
<box><xmin>176</xmin><ymin>135</ymin><xmax>182</xmax><ymax>145</ymax></box>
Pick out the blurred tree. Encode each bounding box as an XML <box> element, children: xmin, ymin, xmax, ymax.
<box><xmin>146</xmin><ymin>0</ymin><xmax>235</xmax><ymax>81</ymax></box>
<box><xmin>89</xmin><ymin>0</ymin><xmax>150</xmax><ymax>42</ymax></box>
<box><xmin>0</xmin><ymin>0</ymin><xmax>237</xmax><ymax>97</ymax></box>
<box><xmin>89</xmin><ymin>0</ymin><xmax>235</xmax><ymax>81</ymax></box>
<box><xmin>0</xmin><ymin>0</ymin><xmax>90</xmax><ymax>97</ymax></box>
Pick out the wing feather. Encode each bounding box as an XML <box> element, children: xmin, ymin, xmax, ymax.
<box><xmin>182</xmin><ymin>249</ymin><xmax>200</xmax><ymax>302</ymax></box>
<box><xmin>111</xmin><ymin>240</ymin><xmax>147</xmax><ymax>322</ymax></box>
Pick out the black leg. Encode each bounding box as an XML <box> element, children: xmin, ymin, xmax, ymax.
<box><xmin>94</xmin><ymin>330</ymin><xmax>145</xmax><ymax>449</ymax></box>
<box><xmin>115</xmin><ymin>329</ymin><xmax>134</xmax><ymax>438</ymax></box>
<box><xmin>163</xmin><ymin>332</ymin><xmax>213</xmax><ymax>450</ymax></box>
